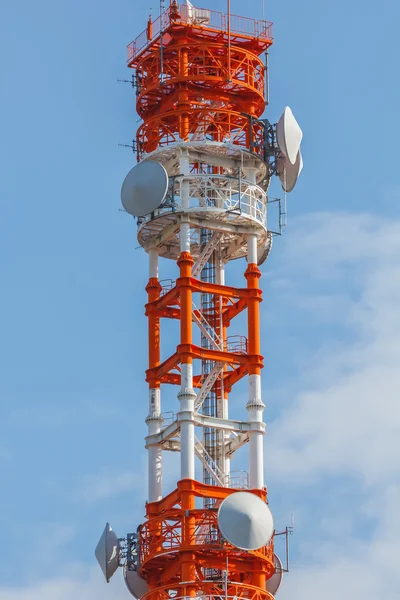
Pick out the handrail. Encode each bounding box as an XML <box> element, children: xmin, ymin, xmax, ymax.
<box><xmin>138</xmin><ymin>172</ymin><xmax>267</xmax><ymax>229</ymax></box>
<box><xmin>128</xmin><ymin>4</ymin><xmax>273</xmax><ymax>63</ymax></box>
<box><xmin>141</xmin><ymin>582</ymin><xmax>275</xmax><ymax>600</ymax></box>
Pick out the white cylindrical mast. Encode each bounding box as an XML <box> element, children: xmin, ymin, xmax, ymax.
<box><xmin>178</xmin><ymin>147</ymin><xmax>196</xmax><ymax>481</ymax></box>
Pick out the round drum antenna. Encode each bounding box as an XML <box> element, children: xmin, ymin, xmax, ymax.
<box><xmin>277</xmin><ymin>150</ymin><xmax>303</xmax><ymax>193</ymax></box>
<box><xmin>121</xmin><ymin>160</ymin><xmax>169</xmax><ymax>217</ymax></box>
<box><xmin>266</xmin><ymin>553</ymin><xmax>284</xmax><ymax>596</ymax></box>
<box><xmin>124</xmin><ymin>567</ymin><xmax>149</xmax><ymax>599</ymax></box>
<box><xmin>257</xmin><ymin>233</ymin><xmax>273</xmax><ymax>266</ymax></box>
<box><xmin>217</xmin><ymin>492</ymin><xmax>274</xmax><ymax>550</ymax></box>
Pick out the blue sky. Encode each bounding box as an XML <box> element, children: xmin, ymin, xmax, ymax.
<box><xmin>1</xmin><ymin>0</ymin><xmax>399</xmax><ymax>598</ymax></box>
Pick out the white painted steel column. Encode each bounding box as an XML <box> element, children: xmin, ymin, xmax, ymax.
<box><xmin>148</xmin><ymin>248</ymin><xmax>159</xmax><ymax>278</ymax></box>
<box><xmin>146</xmin><ymin>388</ymin><xmax>163</xmax><ymax>502</ymax></box>
<box><xmin>178</xmin><ymin>147</ymin><xmax>196</xmax><ymax>480</ymax></box>
<box><xmin>246</xmin><ymin>374</ymin><xmax>265</xmax><ymax>489</ymax></box>
<box><xmin>246</xmin><ymin>236</ymin><xmax>265</xmax><ymax>489</ymax></box>
<box><xmin>248</xmin><ymin>234</ymin><xmax>258</xmax><ymax>265</ymax></box>
<box><xmin>178</xmin><ymin>363</ymin><xmax>196</xmax><ymax>480</ymax></box>
<box><xmin>180</xmin><ymin>148</ymin><xmax>191</xmax><ymax>253</ymax></box>
<box><xmin>216</xmin><ymin>257</ymin><xmax>230</xmax><ymax>482</ymax></box>
<box><xmin>146</xmin><ymin>249</ymin><xmax>163</xmax><ymax>501</ymax></box>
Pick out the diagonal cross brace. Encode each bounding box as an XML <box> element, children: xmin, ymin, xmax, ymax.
<box><xmin>194</xmin><ymin>435</ymin><xmax>226</xmax><ymax>487</ymax></box>
<box><xmin>195</xmin><ymin>362</ymin><xmax>224</xmax><ymax>411</ymax></box>
<box><xmin>192</xmin><ymin>231</ymin><xmax>224</xmax><ymax>279</ymax></box>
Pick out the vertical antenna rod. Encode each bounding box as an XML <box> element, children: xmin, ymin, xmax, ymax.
<box><xmin>227</xmin><ymin>0</ymin><xmax>231</xmax><ymax>82</ymax></box>
<box><xmin>265</xmin><ymin>49</ymin><xmax>269</xmax><ymax>105</ymax></box>
<box><xmin>160</xmin><ymin>0</ymin><xmax>165</xmax><ymax>82</ymax></box>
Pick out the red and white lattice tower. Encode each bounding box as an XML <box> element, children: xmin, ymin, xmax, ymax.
<box><xmin>96</xmin><ymin>2</ymin><xmax>303</xmax><ymax>598</ymax></box>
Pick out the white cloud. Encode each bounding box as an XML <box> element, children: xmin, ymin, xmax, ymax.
<box><xmin>264</xmin><ymin>212</ymin><xmax>400</xmax><ymax>599</ymax></box>
<box><xmin>267</xmin><ymin>212</ymin><xmax>400</xmax><ymax>485</ymax></box>
<box><xmin>280</xmin><ymin>489</ymin><xmax>400</xmax><ymax>600</ymax></box>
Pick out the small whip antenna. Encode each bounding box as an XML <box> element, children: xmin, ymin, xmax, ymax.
<box><xmin>227</xmin><ymin>0</ymin><xmax>231</xmax><ymax>82</ymax></box>
<box><xmin>160</xmin><ymin>0</ymin><xmax>165</xmax><ymax>83</ymax></box>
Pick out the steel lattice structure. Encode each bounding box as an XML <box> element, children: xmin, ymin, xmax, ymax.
<box><xmin>128</xmin><ymin>2</ymin><xmax>272</xmax><ymax>159</ymax></box>
<box><xmin>95</xmin><ymin>1</ymin><xmax>299</xmax><ymax>598</ymax></box>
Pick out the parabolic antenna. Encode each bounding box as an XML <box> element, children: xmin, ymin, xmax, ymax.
<box><xmin>95</xmin><ymin>523</ymin><xmax>121</xmax><ymax>583</ymax></box>
<box><xmin>217</xmin><ymin>492</ymin><xmax>274</xmax><ymax>551</ymax></box>
<box><xmin>121</xmin><ymin>160</ymin><xmax>168</xmax><ymax>217</ymax></box>
<box><xmin>266</xmin><ymin>554</ymin><xmax>283</xmax><ymax>596</ymax></box>
<box><xmin>124</xmin><ymin>567</ymin><xmax>149</xmax><ymax>599</ymax></box>
<box><xmin>276</xmin><ymin>107</ymin><xmax>303</xmax><ymax>165</ymax></box>
<box><xmin>277</xmin><ymin>150</ymin><xmax>303</xmax><ymax>193</ymax></box>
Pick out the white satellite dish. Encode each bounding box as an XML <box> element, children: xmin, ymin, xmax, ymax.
<box><xmin>121</xmin><ymin>160</ymin><xmax>169</xmax><ymax>217</ymax></box>
<box><xmin>277</xmin><ymin>150</ymin><xmax>303</xmax><ymax>193</ymax></box>
<box><xmin>95</xmin><ymin>523</ymin><xmax>121</xmax><ymax>583</ymax></box>
<box><xmin>276</xmin><ymin>107</ymin><xmax>303</xmax><ymax>165</ymax></box>
<box><xmin>266</xmin><ymin>554</ymin><xmax>283</xmax><ymax>596</ymax></box>
<box><xmin>124</xmin><ymin>567</ymin><xmax>149</xmax><ymax>599</ymax></box>
<box><xmin>218</xmin><ymin>492</ymin><xmax>274</xmax><ymax>551</ymax></box>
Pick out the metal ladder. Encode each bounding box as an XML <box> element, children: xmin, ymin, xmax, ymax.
<box><xmin>195</xmin><ymin>362</ymin><xmax>224</xmax><ymax>411</ymax></box>
<box><xmin>194</xmin><ymin>436</ymin><xmax>227</xmax><ymax>487</ymax></box>
<box><xmin>192</xmin><ymin>231</ymin><xmax>223</xmax><ymax>279</ymax></box>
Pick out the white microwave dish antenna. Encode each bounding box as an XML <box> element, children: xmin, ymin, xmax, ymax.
<box><xmin>217</xmin><ymin>491</ymin><xmax>274</xmax><ymax>550</ymax></box>
<box><xmin>277</xmin><ymin>150</ymin><xmax>303</xmax><ymax>193</ymax></box>
<box><xmin>121</xmin><ymin>160</ymin><xmax>169</xmax><ymax>217</ymax></box>
<box><xmin>276</xmin><ymin>106</ymin><xmax>303</xmax><ymax>165</ymax></box>
<box><xmin>266</xmin><ymin>553</ymin><xmax>284</xmax><ymax>596</ymax></box>
<box><xmin>95</xmin><ymin>523</ymin><xmax>121</xmax><ymax>583</ymax></box>
<box><xmin>124</xmin><ymin>567</ymin><xmax>149</xmax><ymax>598</ymax></box>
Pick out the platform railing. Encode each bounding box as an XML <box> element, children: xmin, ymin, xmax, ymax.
<box><xmin>138</xmin><ymin>174</ymin><xmax>267</xmax><ymax>230</ymax></box>
<box><xmin>225</xmin><ymin>335</ymin><xmax>248</xmax><ymax>355</ymax></box>
<box><xmin>159</xmin><ymin>278</ymin><xmax>176</xmax><ymax>297</ymax></box>
<box><xmin>128</xmin><ymin>4</ymin><xmax>273</xmax><ymax>63</ymax></box>
<box><xmin>139</xmin><ymin>509</ymin><xmax>274</xmax><ymax>565</ymax></box>
<box><xmin>140</xmin><ymin>584</ymin><xmax>275</xmax><ymax>600</ymax></box>
<box><xmin>228</xmin><ymin>470</ymin><xmax>249</xmax><ymax>489</ymax></box>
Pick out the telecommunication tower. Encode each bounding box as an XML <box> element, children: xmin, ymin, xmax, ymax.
<box><xmin>95</xmin><ymin>1</ymin><xmax>303</xmax><ymax>599</ymax></box>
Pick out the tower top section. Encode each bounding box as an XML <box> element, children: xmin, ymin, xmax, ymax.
<box><xmin>127</xmin><ymin>2</ymin><xmax>273</xmax><ymax>66</ymax></box>
<box><xmin>127</xmin><ymin>1</ymin><xmax>273</xmax><ymax>159</ymax></box>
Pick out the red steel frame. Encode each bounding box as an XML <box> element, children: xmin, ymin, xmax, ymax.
<box><xmin>128</xmin><ymin>2</ymin><xmax>273</xmax><ymax>158</ymax></box>
<box><xmin>141</xmin><ymin>480</ymin><xmax>275</xmax><ymax>598</ymax></box>
<box><xmin>146</xmin><ymin>255</ymin><xmax>263</xmax><ymax>391</ymax></box>
<box><xmin>131</xmin><ymin>3</ymin><xmax>275</xmax><ymax>599</ymax></box>
<box><xmin>144</xmin><ymin>254</ymin><xmax>271</xmax><ymax>598</ymax></box>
